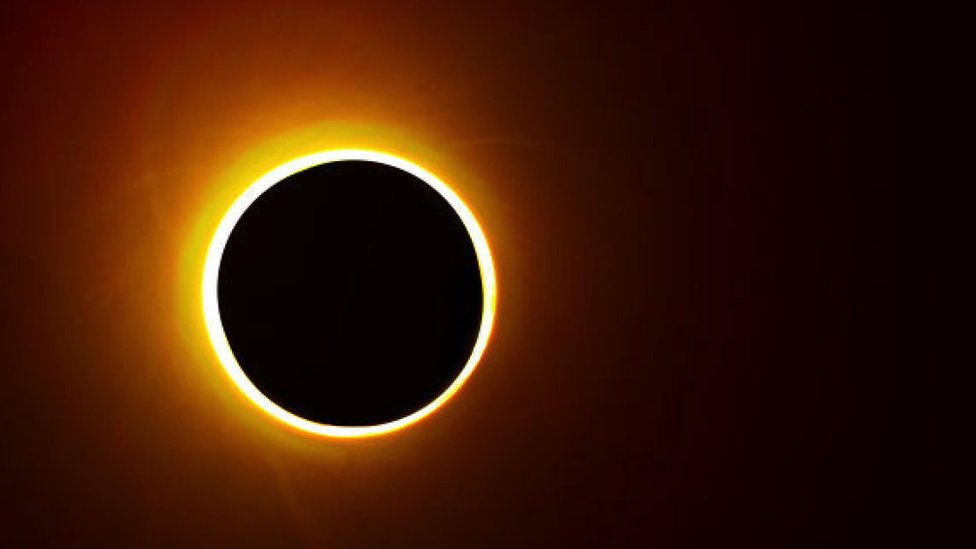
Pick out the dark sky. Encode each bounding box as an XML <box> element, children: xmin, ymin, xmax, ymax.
<box><xmin>0</xmin><ymin>1</ymin><xmax>911</xmax><ymax>547</ymax></box>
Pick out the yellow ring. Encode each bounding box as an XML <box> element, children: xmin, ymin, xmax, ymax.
<box><xmin>202</xmin><ymin>150</ymin><xmax>497</xmax><ymax>438</ymax></box>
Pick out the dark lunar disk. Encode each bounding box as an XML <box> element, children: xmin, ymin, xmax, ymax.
<box><xmin>217</xmin><ymin>160</ymin><xmax>484</xmax><ymax>426</ymax></box>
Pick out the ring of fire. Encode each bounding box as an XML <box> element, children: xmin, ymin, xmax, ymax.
<box><xmin>202</xmin><ymin>149</ymin><xmax>497</xmax><ymax>438</ymax></box>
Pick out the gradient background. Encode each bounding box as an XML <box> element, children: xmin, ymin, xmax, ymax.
<box><xmin>0</xmin><ymin>2</ymin><xmax>906</xmax><ymax>547</ymax></box>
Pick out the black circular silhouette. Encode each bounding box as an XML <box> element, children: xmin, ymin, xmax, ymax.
<box><xmin>216</xmin><ymin>160</ymin><xmax>484</xmax><ymax>427</ymax></box>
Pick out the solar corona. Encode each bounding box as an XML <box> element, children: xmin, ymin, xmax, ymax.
<box><xmin>202</xmin><ymin>150</ymin><xmax>497</xmax><ymax>438</ymax></box>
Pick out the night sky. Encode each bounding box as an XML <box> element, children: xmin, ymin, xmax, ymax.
<box><xmin>0</xmin><ymin>1</ymin><xmax>909</xmax><ymax>547</ymax></box>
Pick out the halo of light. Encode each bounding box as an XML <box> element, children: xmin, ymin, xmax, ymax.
<box><xmin>202</xmin><ymin>149</ymin><xmax>497</xmax><ymax>438</ymax></box>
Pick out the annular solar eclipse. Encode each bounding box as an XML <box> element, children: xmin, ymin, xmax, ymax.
<box><xmin>202</xmin><ymin>150</ymin><xmax>496</xmax><ymax>437</ymax></box>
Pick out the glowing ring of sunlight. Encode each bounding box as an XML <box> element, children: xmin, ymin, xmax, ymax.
<box><xmin>202</xmin><ymin>150</ymin><xmax>497</xmax><ymax>438</ymax></box>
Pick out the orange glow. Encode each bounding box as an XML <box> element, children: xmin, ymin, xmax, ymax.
<box><xmin>201</xmin><ymin>150</ymin><xmax>497</xmax><ymax>438</ymax></box>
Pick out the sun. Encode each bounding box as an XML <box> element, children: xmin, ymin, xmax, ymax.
<box><xmin>201</xmin><ymin>149</ymin><xmax>497</xmax><ymax>438</ymax></box>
